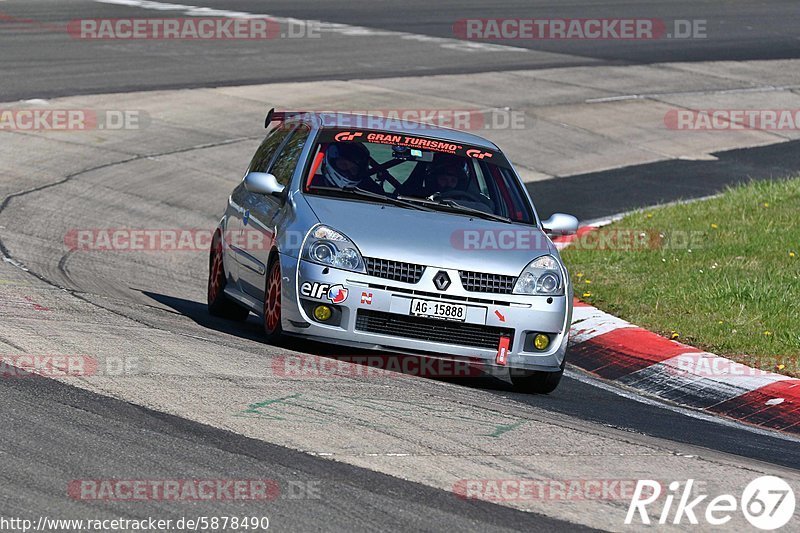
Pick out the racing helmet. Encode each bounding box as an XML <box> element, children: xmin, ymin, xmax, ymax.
<box><xmin>322</xmin><ymin>142</ymin><xmax>370</xmax><ymax>188</ymax></box>
<box><xmin>430</xmin><ymin>159</ymin><xmax>469</xmax><ymax>191</ymax></box>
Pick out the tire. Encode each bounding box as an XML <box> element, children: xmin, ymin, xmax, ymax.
<box><xmin>510</xmin><ymin>357</ymin><xmax>565</xmax><ymax>394</ymax></box>
<box><xmin>207</xmin><ymin>231</ymin><xmax>251</xmax><ymax>321</ymax></box>
<box><xmin>511</xmin><ymin>369</ymin><xmax>563</xmax><ymax>394</ymax></box>
<box><xmin>262</xmin><ymin>258</ymin><xmax>283</xmax><ymax>343</ymax></box>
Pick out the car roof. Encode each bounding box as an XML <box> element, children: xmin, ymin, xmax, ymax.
<box><xmin>288</xmin><ymin>112</ymin><xmax>501</xmax><ymax>151</ymax></box>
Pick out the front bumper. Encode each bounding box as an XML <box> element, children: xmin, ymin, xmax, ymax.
<box><xmin>280</xmin><ymin>256</ymin><xmax>571</xmax><ymax>373</ymax></box>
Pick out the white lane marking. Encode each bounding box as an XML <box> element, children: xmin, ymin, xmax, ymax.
<box><xmin>569</xmin><ymin>305</ymin><xmax>634</xmax><ymax>344</ymax></box>
<box><xmin>579</xmin><ymin>194</ymin><xmax>724</xmax><ymax>228</ymax></box>
<box><xmin>585</xmin><ymin>84</ymin><xmax>799</xmax><ymax>104</ymax></box>
<box><xmin>655</xmin><ymin>352</ymin><xmax>791</xmax><ymax>386</ymax></box>
<box><xmin>565</xmin><ymin>368</ymin><xmax>800</xmax><ymax>443</ymax></box>
<box><xmin>619</xmin><ymin>352</ymin><xmax>793</xmax><ymax>407</ymax></box>
<box><xmin>92</xmin><ymin>0</ymin><xmax>530</xmax><ymax>53</ymax></box>
<box><xmin>579</xmin><ymin>216</ymin><xmax>620</xmax><ymax>228</ymax></box>
<box><xmin>2</xmin><ymin>256</ymin><xmax>29</xmax><ymax>271</ymax></box>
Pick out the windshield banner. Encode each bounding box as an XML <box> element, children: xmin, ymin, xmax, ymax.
<box><xmin>317</xmin><ymin>129</ymin><xmax>511</xmax><ymax>168</ymax></box>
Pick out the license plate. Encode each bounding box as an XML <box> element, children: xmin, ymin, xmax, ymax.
<box><xmin>410</xmin><ymin>299</ymin><xmax>467</xmax><ymax>322</ymax></box>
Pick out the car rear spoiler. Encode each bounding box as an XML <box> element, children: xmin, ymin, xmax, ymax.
<box><xmin>265</xmin><ymin>108</ymin><xmax>310</xmax><ymax>128</ymax></box>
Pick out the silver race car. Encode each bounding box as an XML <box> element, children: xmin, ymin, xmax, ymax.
<box><xmin>208</xmin><ymin>111</ymin><xmax>578</xmax><ymax>393</ymax></box>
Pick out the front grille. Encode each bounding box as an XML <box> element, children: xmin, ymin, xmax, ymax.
<box><xmin>365</xmin><ymin>257</ymin><xmax>425</xmax><ymax>284</ymax></box>
<box><xmin>368</xmin><ymin>283</ymin><xmax>515</xmax><ymax>307</ymax></box>
<box><xmin>356</xmin><ymin>310</ymin><xmax>514</xmax><ymax>350</ymax></box>
<box><xmin>459</xmin><ymin>270</ymin><xmax>516</xmax><ymax>294</ymax></box>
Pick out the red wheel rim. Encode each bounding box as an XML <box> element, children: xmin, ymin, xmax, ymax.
<box><xmin>265</xmin><ymin>263</ymin><xmax>281</xmax><ymax>333</ymax></box>
<box><xmin>208</xmin><ymin>236</ymin><xmax>224</xmax><ymax>303</ymax></box>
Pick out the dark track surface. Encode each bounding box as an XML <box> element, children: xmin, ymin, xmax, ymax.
<box><xmin>0</xmin><ymin>369</ymin><xmax>593</xmax><ymax>532</ymax></box>
<box><xmin>1</xmin><ymin>0</ymin><xmax>799</xmax><ymax>100</ymax></box>
<box><xmin>529</xmin><ymin>139</ymin><xmax>800</xmax><ymax>220</ymax></box>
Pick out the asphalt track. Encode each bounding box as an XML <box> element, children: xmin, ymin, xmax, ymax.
<box><xmin>530</xmin><ymin>139</ymin><xmax>800</xmax><ymax>220</ymax></box>
<box><xmin>1</xmin><ymin>1</ymin><xmax>800</xmax><ymax>531</ymax></box>
<box><xmin>2</xmin><ymin>0</ymin><xmax>800</xmax><ymax>100</ymax></box>
<box><xmin>1</xmin><ymin>370</ymin><xmax>591</xmax><ymax>532</ymax></box>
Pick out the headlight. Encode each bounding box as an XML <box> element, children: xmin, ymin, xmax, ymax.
<box><xmin>302</xmin><ymin>225</ymin><xmax>366</xmax><ymax>273</ymax></box>
<box><xmin>513</xmin><ymin>255</ymin><xmax>564</xmax><ymax>295</ymax></box>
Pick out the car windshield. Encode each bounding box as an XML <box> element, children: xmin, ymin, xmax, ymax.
<box><xmin>304</xmin><ymin>129</ymin><xmax>534</xmax><ymax>224</ymax></box>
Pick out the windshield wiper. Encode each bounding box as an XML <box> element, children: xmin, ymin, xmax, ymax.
<box><xmin>397</xmin><ymin>195</ymin><xmax>512</xmax><ymax>224</ymax></box>
<box><xmin>309</xmin><ymin>185</ymin><xmax>434</xmax><ymax>212</ymax></box>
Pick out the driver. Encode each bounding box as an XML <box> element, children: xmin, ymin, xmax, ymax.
<box><xmin>321</xmin><ymin>142</ymin><xmax>382</xmax><ymax>192</ymax></box>
<box><xmin>430</xmin><ymin>161</ymin><xmax>469</xmax><ymax>194</ymax></box>
<box><xmin>426</xmin><ymin>158</ymin><xmax>494</xmax><ymax>213</ymax></box>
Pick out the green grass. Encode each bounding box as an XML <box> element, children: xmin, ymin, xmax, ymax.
<box><xmin>562</xmin><ymin>178</ymin><xmax>800</xmax><ymax>377</ymax></box>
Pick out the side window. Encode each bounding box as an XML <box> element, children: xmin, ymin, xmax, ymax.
<box><xmin>270</xmin><ymin>125</ymin><xmax>311</xmax><ymax>186</ymax></box>
<box><xmin>249</xmin><ymin>127</ymin><xmax>292</xmax><ymax>173</ymax></box>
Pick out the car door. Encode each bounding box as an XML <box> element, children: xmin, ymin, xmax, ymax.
<box><xmin>239</xmin><ymin>124</ymin><xmax>311</xmax><ymax>300</ymax></box>
<box><xmin>229</xmin><ymin>125</ymin><xmax>294</xmax><ymax>293</ymax></box>
<box><xmin>223</xmin><ymin>180</ymin><xmax>248</xmax><ymax>287</ymax></box>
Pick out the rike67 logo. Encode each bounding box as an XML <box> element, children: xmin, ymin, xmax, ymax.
<box><xmin>626</xmin><ymin>477</ymin><xmax>795</xmax><ymax>530</ymax></box>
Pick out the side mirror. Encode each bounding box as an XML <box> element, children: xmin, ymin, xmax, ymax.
<box><xmin>542</xmin><ymin>213</ymin><xmax>579</xmax><ymax>236</ymax></box>
<box><xmin>244</xmin><ymin>172</ymin><xmax>285</xmax><ymax>198</ymax></box>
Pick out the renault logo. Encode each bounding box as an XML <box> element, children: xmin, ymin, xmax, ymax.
<box><xmin>433</xmin><ymin>271</ymin><xmax>451</xmax><ymax>291</ymax></box>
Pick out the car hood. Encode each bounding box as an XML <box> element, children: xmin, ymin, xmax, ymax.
<box><xmin>303</xmin><ymin>195</ymin><xmax>556</xmax><ymax>276</ymax></box>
